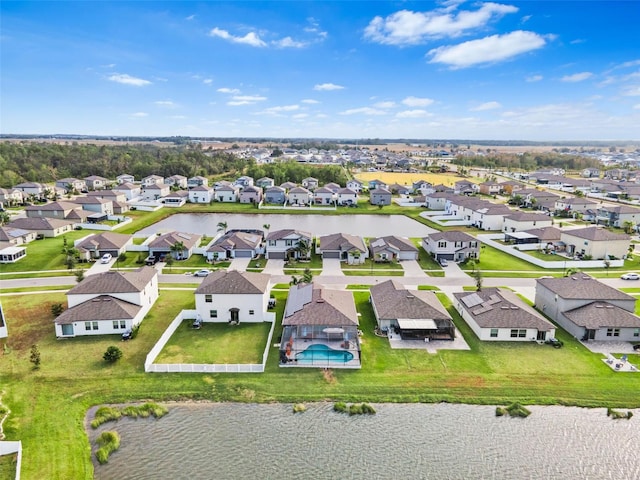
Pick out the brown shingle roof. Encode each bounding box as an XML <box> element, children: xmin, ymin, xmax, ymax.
<box><xmin>370</xmin><ymin>280</ymin><xmax>451</xmax><ymax>320</ymax></box>
<box><xmin>68</xmin><ymin>267</ymin><xmax>157</xmax><ymax>295</ymax></box>
<box><xmin>282</xmin><ymin>284</ymin><xmax>358</xmax><ymax>326</ymax></box>
<box><xmin>369</xmin><ymin>236</ymin><xmax>418</xmax><ymax>254</ymax></box>
<box><xmin>76</xmin><ymin>232</ymin><xmax>132</xmax><ymax>252</ymax></box>
<box><xmin>55</xmin><ymin>296</ymin><xmax>141</xmax><ymax>324</ymax></box>
<box><xmin>8</xmin><ymin>217</ymin><xmax>75</xmax><ymax>230</ymax></box>
<box><xmin>536</xmin><ymin>275</ymin><xmax>633</xmax><ymax>301</ymax></box>
<box><xmin>148</xmin><ymin>231</ymin><xmax>201</xmax><ymax>250</ymax></box>
<box><xmin>425</xmin><ymin>231</ymin><xmax>476</xmax><ymax>243</ymax></box>
<box><xmin>561</xmin><ymin>226</ymin><xmax>630</xmax><ymax>242</ymax></box>
<box><xmin>265</xmin><ymin>229</ymin><xmax>312</xmax><ymax>241</ymax></box>
<box><xmin>562</xmin><ymin>302</ymin><xmax>640</xmax><ymax>329</ymax></box>
<box><xmin>195</xmin><ymin>270</ymin><xmax>270</xmax><ymax>295</ymax></box>
<box><xmin>319</xmin><ymin>233</ymin><xmax>366</xmax><ymax>253</ymax></box>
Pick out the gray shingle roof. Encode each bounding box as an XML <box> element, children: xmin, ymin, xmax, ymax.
<box><xmin>370</xmin><ymin>280</ymin><xmax>451</xmax><ymax>320</ymax></box>
<box><xmin>454</xmin><ymin>288</ymin><xmax>555</xmax><ymax>330</ymax></box>
<box><xmin>195</xmin><ymin>270</ymin><xmax>270</xmax><ymax>295</ymax></box>
<box><xmin>562</xmin><ymin>301</ymin><xmax>640</xmax><ymax>329</ymax></box>
<box><xmin>265</xmin><ymin>229</ymin><xmax>312</xmax><ymax>241</ymax></box>
<box><xmin>282</xmin><ymin>284</ymin><xmax>358</xmax><ymax>326</ymax></box>
<box><xmin>55</xmin><ymin>295</ymin><xmax>141</xmax><ymax>324</ymax></box>
<box><xmin>76</xmin><ymin>232</ymin><xmax>131</xmax><ymax>252</ymax></box>
<box><xmin>369</xmin><ymin>236</ymin><xmax>418</xmax><ymax>254</ymax></box>
<box><xmin>148</xmin><ymin>231</ymin><xmax>201</xmax><ymax>250</ymax></box>
<box><xmin>425</xmin><ymin>231</ymin><xmax>476</xmax><ymax>243</ymax></box>
<box><xmin>68</xmin><ymin>267</ymin><xmax>157</xmax><ymax>295</ymax></box>
<box><xmin>536</xmin><ymin>275</ymin><xmax>633</xmax><ymax>301</ymax></box>
<box><xmin>8</xmin><ymin>217</ymin><xmax>75</xmax><ymax>230</ymax></box>
<box><xmin>319</xmin><ymin>233</ymin><xmax>366</xmax><ymax>253</ymax></box>
<box><xmin>561</xmin><ymin>226</ymin><xmax>630</xmax><ymax>242</ymax></box>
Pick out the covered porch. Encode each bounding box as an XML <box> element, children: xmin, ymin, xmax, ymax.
<box><xmin>279</xmin><ymin>324</ymin><xmax>361</xmax><ymax>368</ymax></box>
<box><xmin>391</xmin><ymin>318</ymin><xmax>455</xmax><ymax>341</ymax></box>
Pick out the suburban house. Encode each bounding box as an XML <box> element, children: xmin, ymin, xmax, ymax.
<box><xmin>116</xmin><ymin>174</ymin><xmax>135</xmax><ymax>184</ymax></box>
<box><xmin>113</xmin><ymin>182</ymin><xmax>141</xmax><ymax>201</ymax></box>
<box><xmin>301</xmin><ymin>177</ymin><xmax>319</xmax><ymax>190</ymax></box>
<box><xmin>560</xmin><ymin>226</ymin><xmax>630</xmax><ymax>259</ymax></box>
<box><xmin>84</xmin><ymin>175</ymin><xmax>109</xmax><ymax>191</ymax></box>
<box><xmin>324</xmin><ymin>182</ymin><xmax>341</xmax><ymax>193</ymax></box>
<box><xmin>478</xmin><ymin>181</ymin><xmax>502</xmax><ymax>195</ymax></box>
<box><xmin>288</xmin><ymin>186</ymin><xmax>312</xmax><ymax>205</ymax></box>
<box><xmin>423</xmin><ymin>192</ymin><xmax>455</xmax><ymax>210</ymax></box>
<box><xmin>0</xmin><ymin>246</ymin><xmax>26</xmax><ymax>263</ymax></box>
<box><xmin>582</xmin><ymin>168</ymin><xmax>600</xmax><ymax>178</ymax></box>
<box><xmin>205</xmin><ymin>230</ymin><xmax>263</xmax><ymax>261</ymax></box>
<box><xmin>239</xmin><ymin>185</ymin><xmax>263</xmax><ymax>204</ymax></box>
<box><xmin>367</xmin><ymin>179</ymin><xmax>387</xmax><ymax>190</ymax></box>
<box><xmin>280</xmin><ymin>283</ymin><xmax>360</xmax><ymax>368</ymax></box>
<box><xmin>454</xmin><ymin>288</ymin><xmax>556</xmax><ymax>342</ymax></box>
<box><xmin>422</xmin><ymin>231</ymin><xmax>479</xmax><ymax>263</ymax></box>
<box><xmin>54</xmin><ymin>267</ymin><xmax>159</xmax><ymax>338</ymax></box>
<box><xmin>502</xmin><ymin>212</ymin><xmax>553</xmax><ymax>233</ymax></box>
<box><xmin>256</xmin><ymin>177</ymin><xmax>275</xmax><ymax>189</ymax></box>
<box><xmin>214</xmin><ymin>184</ymin><xmax>239</xmax><ymax>202</ymax></box>
<box><xmin>313</xmin><ymin>186</ymin><xmax>335</xmax><ymax>205</ymax></box>
<box><xmin>535</xmin><ymin>275</ymin><xmax>640</xmax><ymax>342</ymax></box>
<box><xmin>163</xmin><ymin>190</ymin><xmax>189</xmax><ymax>207</ymax></box>
<box><xmin>25</xmin><ymin>201</ymin><xmax>79</xmax><ymax>220</ymax></box>
<box><xmin>141</xmin><ymin>183</ymin><xmax>170</xmax><ymax>201</ymax></box>
<box><xmin>194</xmin><ymin>270</ymin><xmax>271</xmax><ymax>323</ymax></box>
<box><xmin>595</xmin><ymin>205</ymin><xmax>640</xmax><ymax>228</ymax></box>
<box><xmin>336</xmin><ymin>187</ymin><xmax>358</xmax><ymax>206</ymax></box>
<box><xmin>369</xmin><ymin>236</ymin><xmax>418</xmax><ymax>262</ymax></box>
<box><xmin>500</xmin><ymin>180</ymin><xmax>525</xmax><ymax>195</ymax></box>
<box><xmin>470</xmin><ymin>204</ymin><xmax>513</xmax><ymax>230</ymax></box>
<box><xmin>454</xmin><ymin>180</ymin><xmax>478</xmax><ymax>195</ymax></box>
<box><xmin>346</xmin><ymin>179</ymin><xmax>363</xmax><ymax>193</ymax></box>
<box><xmin>188</xmin><ymin>186</ymin><xmax>214</xmax><ymax>204</ymax></box>
<box><xmin>370</xmin><ymin>280</ymin><xmax>455</xmax><ymax>341</ymax></box>
<box><xmin>504</xmin><ymin>226</ymin><xmax>563</xmax><ymax>248</ymax></box>
<box><xmin>369</xmin><ymin>187</ymin><xmax>392</xmax><ymax>205</ymax></box>
<box><xmin>554</xmin><ymin>197</ymin><xmax>598</xmax><ymax>215</ymax></box>
<box><xmin>13</xmin><ymin>182</ymin><xmax>48</xmax><ymax>197</ymax></box>
<box><xmin>317</xmin><ymin>233</ymin><xmax>368</xmax><ymax>264</ymax></box>
<box><xmin>235</xmin><ymin>176</ymin><xmax>254</xmax><ymax>189</ymax></box>
<box><xmin>187</xmin><ymin>176</ymin><xmax>208</xmax><ymax>188</ymax></box>
<box><xmin>264</xmin><ymin>186</ymin><xmax>286</xmax><ymax>204</ymax></box>
<box><xmin>0</xmin><ymin>188</ymin><xmax>24</xmax><ymax>207</ymax></box>
<box><xmin>141</xmin><ymin>174</ymin><xmax>164</xmax><ymax>187</ymax></box>
<box><xmin>280</xmin><ymin>181</ymin><xmax>297</xmax><ymax>191</ymax></box>
<box><xmin>165</xmin><ymin>175</ymin><xmax>188</xmax><ymax>189</ymax></box>
<box><xmin>389</xmin><ymin>183</ymin><xmax>412</xmax><ymax>195</ymax></box>
<box><xmin>147</xmin><ymin>231</ymin><xmax>201</xmax><ymax>261</ymax></box>
<box><xmin>265</xmin><ymin>229</ymin><xmax>312</xmax><ymax>260</ymax></box>
<box><xmin>74</xmin><ymin>232</ymin><xmax>132</xmax><ymax>261</ymax></box>
<box><xmin>72</xmin><ymin>197</ymin><xmax>114</xmax><ymax>216</ymax></box>
<box><xmin>55</xmin><ymin>178</ymin><xmax>86</xmax><ymax>192</ymax></box>
<box><xmin>0</xmin><ymin>225</ymin><xmax>36</xmax><ymax>247</ymax></box>
<box><xmin>7</xmin><ymin>217</ymin><xmax>75</xmax><ymax>237</ymax></box>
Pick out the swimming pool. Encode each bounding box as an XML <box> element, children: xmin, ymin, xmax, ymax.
<box><xmin>295</xmin><ymin>344</ymin><xmax>354</xmax><ymax>363</ymax></box>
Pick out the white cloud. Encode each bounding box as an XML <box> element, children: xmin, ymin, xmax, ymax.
<box><xmin>314</xmin><ymin>83</ymin><xmax>345</xmax><ymax>91</ymax></box>
<box><xmin>273</xmin><ymin>37</ymin><xmax>306</xmax><ymax>48</ymax></box>
<box><xmin>526</xmin><ymin>74</ymin><xmax>543</xmax><ymax>82</ymax></box>
<box><xmin>470</xmin><ymin>101</ymin><xmax>502</xmax><ymax>111</ymax></box>
<box><xmin>402</xmin><ymin>96</ymin><xmax>434</xmax><ymax>107</ymax></box>
<box><xmin>622</xmin><ymin>85</ymin><xmax>640</xmax><ymax>96</ymax></box>
<box><xmin>154</xmin><ymin>100</ymin><xmax>175</xmax><ymax>107</ymax></box>
<box><xmin>301</xmin><ymin>99</ymin><xmax>320</xmax><ymax>104</ymax></box>
<box><xmin>373</xmin><ymin>101</ymin><xmax>396</xmax><ymax>108</ymax></box>
<box><xmin>396</xmin><ymin>109</ymin><xmax>430</xmax><ymax>118</ymax></box>
<box><xmin>260</xmin><ymin>105</ymin><xmax>300</xmax><ymax>115</ymax></box>
<box><xmin>561</xmin><ymin>72</ymin><xmax>593</xmax><ymax>82</ymax></box>
<box><xmin>427</xmin><ymin>30</ymin><xmax>547</xmax><ymax>68</ymax></box>
<box><xmin>203</xmin><ymin>79</ymin><xmax>213</xmax><ymax>85</ymax></box>
<box><xmin>217</xmin><ymin>87</ymin><xmax>241</xmax><ymax>94</ymax></box>
<box><xmin>570</xmin><ymin>38</ymin><xmax>586</xmax><ymax>44</ymax></box>
<box><xmin>130</xmin><ymin>112</ymin><xmax>148</xmax><ymax>118</ymax></box>
<box><xmin>186</xmin><ymin>15</ymin><xmax>195</xmax><ymax>21</ymax></box>
<box><xmin>521</xmin><ymin>15</ymin><xmax>532</xmax><ymax>23</ymax></box>
<box><xmin>209</xmin><ymin>28</ymin><xmax>266</xmax><ymax>47</ymax></box>
<box><xmin>227</xmin><ymin>95</ymin><xmax>267</xmax><ymax>106</ymax></box>
<box><xmin>364</xmin><ymin>3</ymin><xmax>518</xmax><ymax>45</ymax></box>
<box><xmin>292</xmin><ymin>113</ymin><xmax>309</xmax><ymax>119</ymax></box>
<box><xmin>339</xmin><ymin>107</ymin><xmax>387</xmax><ymax>116</ymax></box>
<box><xmin>108</xmin><ymin>73</ymin><xmax>151</xmax><ymax>86</ymax></box>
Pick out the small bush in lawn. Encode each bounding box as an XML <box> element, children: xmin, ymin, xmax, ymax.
<box><xmin>348</xmin><ymin>404</ymin><xmax>364</xmax><ymax>415</ymax></box>
<box><xmin>361</xmin><ymin>403</ymin><xmax>376</xmax><ymax>414</ymax></box>
<box><xmin>95</xmin><ymin>431</ymin><xmax>120</xmax><ymax>464</ymax></box>
<box><xmin>103</xmin><ymin>346</ymin><xmax>123</xmax><ymax>363</ymax></box>
<box><xmin>333</xmin><ymin>402</ymin><xmax>347</xmax><ymax>413</ymax></box>
<box><xmin>292</xmin><ymin>403</ymin><xmax>307</xmax><ymax>413</ymax></box>
<box><xmin>51</xmin><ymin>303</ymin><xmax>64</xmax><ymax>316</ymax></box>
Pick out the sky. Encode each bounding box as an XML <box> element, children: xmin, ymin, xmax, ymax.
<box><xmin>1</xmin><ymin>1</ymin><xmax>639</xmax><ymax>141</ymax></box>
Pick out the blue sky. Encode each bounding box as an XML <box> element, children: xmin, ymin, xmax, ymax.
<box><xmin>1</xmin><ymin>1</ymin><xmax>639</xmax><ymax>141</ymax></box>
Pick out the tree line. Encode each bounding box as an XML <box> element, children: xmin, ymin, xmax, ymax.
<box><xmin>245</xmin><ymin>160</ymin><xmax>348</xmax><ymax>186</ymax></box>
<box><xmin>452</xmin><ymin>152</ymin><xmax>601</xmax><ymax>172</ymax></box>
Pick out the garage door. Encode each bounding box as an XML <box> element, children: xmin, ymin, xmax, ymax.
<box><xmin>267</xmin><ymin>251</ymin><xmax>286</xmax><ymax>259</ymax></box>
<box><xmin>235</xmin><ymin>250</ymin><xmax>253</xmax><ymax>258</ymax></box>
<box><xmin>322</xmin><ymin>251</ymin><xmax>341</xmax><ymax>259</ymax></box>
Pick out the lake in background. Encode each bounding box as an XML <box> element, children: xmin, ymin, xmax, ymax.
<box><xmin>90</xmin><ymin>402</ymin><xmax>640</xmax><ymax>480</ymax></box>
<box><xmin>137</xmin><ymin>213</ymin><xmax>436</xmax><ymax>238</ymax></box>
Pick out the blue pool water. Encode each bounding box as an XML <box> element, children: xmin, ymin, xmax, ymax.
<box><xmin>296</xmin><ymin>344</ymin><xmax>354</xmax><ymax>363</ymax></box>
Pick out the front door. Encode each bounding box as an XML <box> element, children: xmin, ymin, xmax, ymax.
<box><xmin>61</xmin><ymin>324</ymin><xmax>74</xmax><ymax>336</ymax></box>
<box><xmin>230</xmin><ymin>308</ymin><xmax>239</xmax><ymax>324</ymax></box>
<box><xmin>586</xmin><ymin>329</ymin><xmax>596</xmax><ymax>340</ymax></box>
<box><xmin>536</xmin><ymin>330</ymin><xmax>546</xmax><ymax>341</ymax></box>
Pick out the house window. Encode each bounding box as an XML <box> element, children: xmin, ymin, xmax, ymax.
<box><xmin>634</xmin><ymin>328</ymin><xmax>640</xmax><ymax>337</ymax></box>
<box><xmin>113</xmin><ymin>321</ymin><xmax>121</xmax><ymax>329</ymax></box>
<box><xmin>120</xmin><ymin>320</ymin><xmax>126</xmax><ymax>329</ymax></box>
<box><xmin>606</xmin><ymin>328</ymin><xmax>620</xmax><ymax>337</ymax></box>
<box><xmin>510</xmin><ymin>329</ymin><xmax>526</xmax><ymax>338</ymax></box>
<box><xmin>490</xmin><ymin>329</ymin><xmax>498</xmax><ymax>338</ymax></box>
<box><xmin>85</xmin><ymin>322</ymin><xmax>92</xmax><ymax>331</ymax></box>
<box><xmin>205</xmin><ymin>294</ymin><xmax>212</xmax><ymax>303</ymax></box>
<box><xmin>210</xmin><ymin>310</ymin><xmax>218</xmax><ymax>318</ymax></box>
<box><xmin>285</xmin><ymin>240</ymin><xmax>293</xmax><ymax>246</ymax></box>
<box><xmin>470</xmin><ymin>242</ymin><xmax>477</xmax><ymax>248</ymax></box>
<box><xmin>437</xmin><ymin>241</ymin><xmax>447</xmax><ymax>248</ymax></box>
<box><xmin>268</xmin><ymin>240</ymin><xmax>276</xmax><ymax>246</ymax></box>
<box><xmin>249</xmin><ymin>310</ymin><xmax>255</xmax><ymax>315</ymax></box>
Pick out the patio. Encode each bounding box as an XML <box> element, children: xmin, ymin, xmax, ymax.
<box><xmin>279</xmin><ymin>337</ymin><xmax>361</xmax><ymax>369</ymax></box>
<box><xmin>602</xmin><ymin>353</ymin><xmax>639</xmax><ymax>372</ymax></box>
<box><xmin>387</xmin><ymin>331</ymin><xmax>471</xmax><ymax>354</ymax></box>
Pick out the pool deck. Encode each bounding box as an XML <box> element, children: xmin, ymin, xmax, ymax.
<box><xmin>280</xmin><ymin>339</ymin><xmax>361</xmax><ymax>369</ymax></box>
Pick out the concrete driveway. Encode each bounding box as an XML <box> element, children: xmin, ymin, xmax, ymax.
<box><xmin>228</xmin><ymin>257</ymin><xmax>250</xmax><ymax>272</ymax></box>
<box><xmin>85</xmin><ymin>258</ymin><xmax>115</xmax><ymax>276</ymax></box>
<box><xmin>443</xmin><ymin>261</ymin><xmax>470</xmax><ymax>279</ymax></box>
<box><xmin>400</xmin><ymin>260</ymin><xmax>426</xmax><ymax>277</ymax></box>
<box><xmin>321</xmin><ymin>258</ymin><xmax>344</xmax><ymax>276</ymax></box>
<box><xmin>263</xmin><ymin>259</ymin><xmax>285</xmax><ymax>275</ymax></box>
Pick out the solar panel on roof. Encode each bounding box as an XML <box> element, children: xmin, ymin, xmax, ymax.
<box><xmin>461</xmin><ymin>293</ymin><xmax>484</xmax><ymax>308</ymax></box>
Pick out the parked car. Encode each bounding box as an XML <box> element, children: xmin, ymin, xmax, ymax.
<box><xmin>193</xmin><ymin>269</ymin><xmax>211</xmax><ymax>277</ymax></box>
<box><xmin>545</xmin><ymin>338</ymin><xmax>564</xmax><ymax>348</ymax></box>
<box><xmin>621</xmin><ymin>272</ymin><xmax>640</xmax><ymax>280</ymax></box>
<box><xmin>100</xmin><ymin>253</ymin><xmax>112</xmax><ymax>264</ymax></box>
<box><xmin>144</xmin><ymin>255</ymin><xmax>157</xmax><ymax>266</ymax></box>
<box><xmin>439</xmin><ymin>258</ymin><xmax>448</xmax><ymax>267</ymax></box>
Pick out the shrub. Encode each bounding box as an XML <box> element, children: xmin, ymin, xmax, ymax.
<box><xmin>91</xmin><ymin>406</ymin><xmax>122</xmax><ymax>429</ymax></box>
<box><xmin>333</xmin><ymin>402</ymin><xmax>347</xmax><ymax>413</ymax></box>
<box><xmin>103</xmin><ymin>346</ymin><xmax>123</xmax><ymax>363</ymax></box>
<box><xmin>95</xmin><ymin>431</ymin><xmax>120</xmax><ymax>464</ymax></box>
<box><xmin>292</xmin><ymin>403</ymin><xmax>307</xmax><ymax>413</ymax></box>
<box><xmin>51</xmin><ymin>303</ymin><xmax>64</xmax><ymax>316</ymax></box>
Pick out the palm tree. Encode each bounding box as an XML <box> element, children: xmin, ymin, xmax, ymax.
<box><xmin>217</xmin><ymin>221</ymin><xmax>228</xmax><ymax>233</ymax></box>
<box><xmin>170</xmin><ymin>241</ymin><xmax>185</xmax><ymax>261</ymax></box>
<box><xmin>296</xmin><ymin>238</ymin><xmax>311</xmax><ymax>260</ymax></box>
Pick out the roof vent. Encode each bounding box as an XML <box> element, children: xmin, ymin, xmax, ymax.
<box><xmin>406</xmin><ymin>294</ymin><xmax>414</xmax><ymax>299</ymax></box>
<box><xmin>316</xmin><ymin>299</ymin><xmax>325</xmax><ymax>303</ymax></box>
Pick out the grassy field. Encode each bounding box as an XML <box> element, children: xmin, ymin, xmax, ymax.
<box><xmin>1</xmin><ymin>287</ymin><xmax>640</xmax><ymax>479</ymax></box>
<box><xmin>354</xmin><ymin>171</ymin><xmax>486</xmax><ymax>187</ymax></box>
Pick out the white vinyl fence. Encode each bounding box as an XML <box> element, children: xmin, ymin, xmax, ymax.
<box><xmin>145</xmin><ymin>310</ymin><xmax>277</xmax><ymax>373</ymax></box>
<box><xmin>0</xmin><ymin>441</ymin><xmax>22</xmax><ymax>480</ymax></box>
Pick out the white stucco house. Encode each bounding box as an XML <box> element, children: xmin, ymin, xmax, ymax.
<box><xmin>188</xmin><ymin>186</ymin><xmax>214</xmax><ymax>204</ymax></box>
<box><xmin>214</xmin><ymin>185</ymin><xmax>239</xmax><ymax>202</ymax></box>
<box><xmin>336</xmin><ymin>187</ymin><xmax>358</xmax><ymax>206</ymax></box>
<box><xmin>54</xmin><ymin>267</ymin><xmax>159</xmax><ymax>338</ymax></box>
<box><xmin>194</xmin><ymin>270</ymin><xmax>272</xmax><ymax>323</ymax></box>
<box><xmin>265</xmin><ymin>229</ymin><xmax>312</xmax><ymax>260</ymax></box>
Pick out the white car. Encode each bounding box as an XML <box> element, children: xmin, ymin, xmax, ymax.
<box><xmin>100</xmin><ymin>253</ymin><xmax>113</xmax><ymax>264</ymax></box>
<box><xmin>193</xmin><ymin>269</ymin><xmax>211</xmax><ymax>277</ymax></box>
<box><xmin>621</xmin><ymin>272</ymin><xmax>640</xmax><ymax>280</ymax></box>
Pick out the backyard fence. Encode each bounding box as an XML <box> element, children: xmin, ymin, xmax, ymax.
<box><xmin>144</xmin><ymin>310</ymin><xmax>276</xmax><ymax>373</ymax></box>
<box><xmin>0</xmin><ymin>441</ymin><xmax>22</xmax><ymax>480</ymax></box>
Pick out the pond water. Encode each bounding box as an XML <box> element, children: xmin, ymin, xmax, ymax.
<box><xmin>137</xmin><ymin>213</ymin><xmax>436</xmax><ymax>238</ymax></box>
<box><xmin>90</xmin><ymin>402</ymin><xmax>640</xmax><ymax>480</ymax></box>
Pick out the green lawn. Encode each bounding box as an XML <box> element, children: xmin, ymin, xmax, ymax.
<box><xmin>155</xmin><ymin>321</ymin><xmax>272</xmax><ymax>364</ymax></box>
<box><xmin>0</xmin><ymin>454</ymin><xmax>17</xmax><ymax>480</ymax></box>
<box><xmin>342</xmin><ymin>269</ymin><xmax>404</xmax><ymax>276</ymax></box>
<box><xmin>342</xmin><ymin>259</ymin><xmax>403</xmax><ymax>271</ymax></box>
